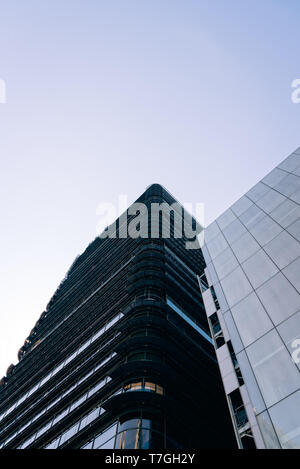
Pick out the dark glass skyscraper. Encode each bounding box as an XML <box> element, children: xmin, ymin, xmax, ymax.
<box><xmin>0</xmin><ymin>184</ymin><xmax>235</xmax><ymax>449</ymax></box>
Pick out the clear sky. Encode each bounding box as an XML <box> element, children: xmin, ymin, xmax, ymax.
<box><xmin>0</xmin><ymin>0</ymin><xmax>299</xmax><ymax>378</ymax></box>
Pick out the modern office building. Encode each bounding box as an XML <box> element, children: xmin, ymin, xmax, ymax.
<box><xmin>200</xmin><ymin>147</ymin><xmax>300</xmax><ymax>449</ymax></box>
<box><xmin>0</xmin><ymin>184</ymin><xmax>236</xmax><ymax>449</ymax></box>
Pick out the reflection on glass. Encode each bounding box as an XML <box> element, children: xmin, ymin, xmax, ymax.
<box><xmin>249</xmin><ymin>215</ymin><xmax>282</xmax><ymax>246</ymax></box>
<box><xmin>264</xmin><ymin>230</ymin><xmax>300</xmax><ymax>270</ymax></box>
<box><xmin>256</xmin><ymin>272</ymin><xmax>300</xmax><ymax>325</ymax></box>
<box><xmin>246</xmin><ymin>330</ymin><xmax>300</xmax><ymax>407</ymax></box>
<box><xmin>277</xmin><ymin>311</ymin><xmax>300</xmax><ymax>370</ymax></box>
<box><xmin>242</xmin><ymin>249</ymin><xmax>278</xmax><ymax>289</ymax></box>
<box><xmin>231</xmin><ymin>292</ymin><xmax>273</xmax><ymax>347</ymax></box>
<box><xmin>269</xmin><ymin>390</ymin><xmax>300</xmax><ymax>449</ymax></box>
<box><xmin>257</xmin><ymin>411</ymin><xmax>280</xmax><ymax>449</ymax></box>
<box><xmin>116</xmin><ymin>419</ymin><xmax>151</xmax><ymax>449</ymax></box>
<box><xmin>220</xmin><ymin>267</ymin><xmax>252</xmax><ymax>308</ymax></box>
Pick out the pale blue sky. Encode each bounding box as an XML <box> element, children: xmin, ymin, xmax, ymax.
<box><xmin>0</xmin><ymin>0</ymin><xmax>299</xmax><ymax>377</ymax></box>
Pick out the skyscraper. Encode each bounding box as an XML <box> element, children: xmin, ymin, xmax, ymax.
<box><xmin>0</xmin><ymin>184</ymin><xmax>235</xmax><ymax>450</ymax></box>
<box><xmin>200</xmin><ymin>147</ymin><xmax>300</xmax><ymax>449</ymax></box>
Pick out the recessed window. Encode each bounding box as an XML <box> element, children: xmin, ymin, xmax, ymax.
<box><xmin>123</xmin><ymin>380</ymin><xmax>164</xmax><ymax>395</ymax></box>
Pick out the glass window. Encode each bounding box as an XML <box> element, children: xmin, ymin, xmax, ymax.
<box><xmin>223</xmin><ymin>218</ymin><xmax>247</xmax><ymax>245</ymax></box>
<box><xmin>45</xmin><ymin>437</ymin><xmax>60</xmax><ymax>449</ymax></box>
<box><xmin>213</xmin><ymin>282</ymin><xmax>229</xmax><ymax>313</ymax></box>
<box><xmin>277</xmin><ymin>311</ymin><xmax>300</xmax><ymax>370</ymax></box>
<box><xmin>223</xmin><ymin>310</ymin><xmax>243</xmax><ymax>353</ymax></box>
<box><xmin>231</xmin><ymin>292</ymin><xmax>273</xmax><ymax>347</ymax></box>
<box><xmin>231</xmin><ymin>196</ymin><xmax>253</xmax><ymax>217</ymax></box>
<box><xmin>92</xmin><ymin>326</ymin><xmax>106</xmax><ymax>342</ymax></box>
<box><xmin>124</xmin><ymin>382</ymin><xmax>142</xmax><ymax>392</ymax></box>
<box><xmin>98</xmin><ymin>437</ymin><xmax>115</xmax><ymax>449</ymax></box>
<box><xmin>39</xmin><ymin>374</ymin><xmax>51</xmax><ymax>388</ymax></box>
<box><xmin>216</xmin><ymin>209</ymin><xmax>236</xmax><ymax>230</ymax></box>
<box><xmin>42</xmin><ymin>420</ymin><xmax>52</xmax><ymax>434</ymax></box>
<box><xmin>77</xmin><ymin>341</ymin><xmax>90</xmax><ymax>353</ymax></box>
<box><xmin>239</xmin><ymin>204</ymin><xmax>265</xmax><ymax>231</ymax></box>
<box><xmin>79</xmin><ymin>408</ymin><xmax>99</xmax><ymax>430</ymax></box>
<box><xmin>70</xmin><ymin>394</ymin><xmax>86</xmax><ymax>411</ymax></box>
<box><xmin>257</xmin><ymin>411</ymin><xmax>281</xmax><ymax>449</ymax></box>
<box><xmin>236</xmin><ymin>350</ymin><xmax>266</xmax><ymax>414</ymax></box>
<box><xmin>59</xmin><ymin>422</ymin><xmax>79</xmax><ymax>446</ymax></box>
<box><xmin>274</xmin><ymin>173</ymin><xmax>300</xmax><ymax>197</ymax></box>
<box><xmin>199</xmin><ymin>272</ymin><xmax>209</xmax><ymax>292</ymax></box>
<box><xmin>94</xmin><ymin>423</ymin><xmax>117</xmax><ymax>449</ymax></box>
<box><xmin>53</xmin><ymin>408</ymin><xmax>68</xmax><ymax>425</ymax></box>
<box><xmin>278</xmin><ymin>153</ymin><xmax>300</xmax><ymax>173</ymax></box>
<box><xmin>144</xmin><ymin>382</ymin><xmax>156</xmax><ymax>392</ymax></box>
<box><xmin>242</xmin><ymin>249</ymin><xmax>278</xmax><ymax>289</ymax></box>
<box><xmin>213</xmin><ymin>247</ymin><xmax>239</xmax><ymax>280</ymax></box>
<box><xmin>246</xmin><ymin>329</ymin><xmax>300</xmax><ymax>407</ymax></box>
<box><xmin>106</xmin><ymin>315</ymin><xmax>120</xmax><ymax>329</ymax></box>
<box><xmin>166</xmin><ymin>297</ymin><xmax>212</xmax><ymax>343</ymax></box>
<box><xmin>205</xmin><ymin>261</ymin><xmax>219</xmax><ymax>285</ymax></box>
<box><xmin>204</xmin><ymin>221</ymin><xmax>221</xmax><ymax>244</ymax></box>
<box><xmin>287</xmin><ymin>219</ymin><xmax>300</xmax><ymax>242</ymax></box>
<box><xmin>292</xmin><ymin>163</ymin><xmax>300</xmax><ymax>176</ymax></box>
<box><xmin>35</xmin><ymin>424</ymin><xmax>47</xmax><ymax>440</ymax></box>
<box><xmin>201</xmin><ymin>244</ymin><xmax>212</xmax><ymax>264</ymax></box>
<box><xmin>88</xmin><ymin>379</ymin><xmax>106</xmax><ymax>397</ymax></box>
<box><xmin>291</xmin><ymin>188</ymin><xmax>300</xmax><ymax>204</ymax></box>
<box><xmin>231</xmin><ymin>231</ymin><xmax>260</xmax><ymax>263</ymax></box>
<box><xmin>81</xmin><ymin>441</ymin><xmax>93</xmax><ymax>449</ymax></box>
<box><xmin>283</xmin><ymin>257</ymin><xmax>300</xmax><ymax>293</ymax></box>
<box><xmin>116</xmin><ymin>429</ymin><xmax>139</xmax><ymax>449</ymax></box>
<box><xmin>220</xmin><ymin>266</ymin><xmax>253</xmax><ymax>308</ymax></box>
<box><xmin>47</xmin><ymin>395</ymin><xmax>61</xmax><ymax>410</ymax></box>
<box><xmin>270</xmin><ymin>199</ymin><xmax>300</xmax><ymax>229</ymax></box>
<box><xmin>53</xmin><ymin>362</ymin><xmax>64</xmax><ymax>375</ymax></box>
<box><xmin>119</xmin><ymin>419</ymin><xmax>140</xmax><ymax>432</ymax></box>
<box><xmin>264</xmin><ymin>230</ymin><xmax>300</xmax><ymax>270</ymax></box>
<box><xmin>262</xmin><ymin>168</ymin><xmax>288</xmax><ymax>188</ymax></box>
<box><xmin>206</xmin><ymin>233</ymin><xmax>228</xmax><ymax>260</ymax></box>
<box><xmin>64</xmin><ymin>350</ymin><xmax>78</xmax><ymax>365</ymax></box>
<box><xmin>16</xmin><ymin>395</ymin><xmax>26</xmax><ymax>407</ymax></box>
<box><xmin>291</xmin><ymin>158</ymin><xmax>300</xmax><ymax>174</ymax></box>
<box><xmin>140</xmin><ymin>429</ymin><xmax>151</xmax><ymax>449</ymax></box>
<box><xmin>269</xmin><ymin>390</ymin><xmax>300</xmax><ymax>449</ymax></box>
<box><xmin>22</xmin><ymin>433</ymin><xmax>36</xmax><ymax>448</ymax></box>
<box><xmin>256</xmin><ymin>272</ymin><xmax>300</xmax><ymax>325</ymax></box>
<box><xmin>249</xmin><ymin>215</ymin><xmax>283</xmax><ymax>246</ymax></box>
<box><xmin>246</xmin><ymin>182</ymin><xmax>270</xmax><ymax>203</ymax></box>
<box><xmin>115</xmin><ymin>420</ymin><xmax>150</xmax><ymax>450</ymax></box>
<box><xmin>256</xmin><ymin>189</ymin><xmax>285</xmax><ymax>213</ymax></box>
